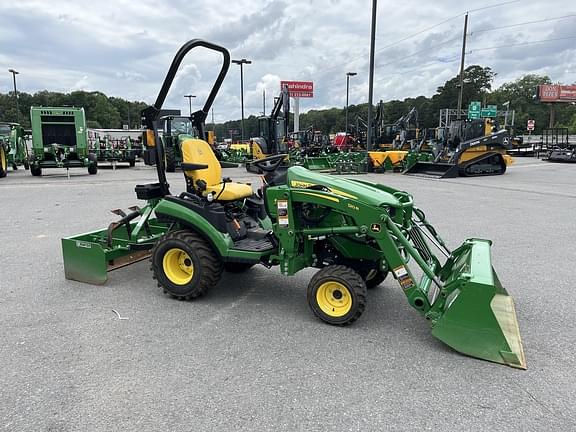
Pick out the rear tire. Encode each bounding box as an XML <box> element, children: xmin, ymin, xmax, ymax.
<box><xmin>0</xmin><ymin>147</ymin><xmax>7</xmax><ymax>178</ymax></box>
<box><xmin>151</xmin><ymin>230</ymin><xmax>223</xmax><ymax>300</ymax></box>
<box><xmin>30</xmin><ymin>162</ymin><xmax>42</xmax><ymax>176</ymax></box>
<box><xmin>88</xmin><ymin>154</ymin><xmax>98</xmax><ymax>175</ymax></box>
<box><xmin>165</xmin><ymin>146</ymin><xmax>176</xmax><ymax>172</ymax></box>
<box><xmin>307</xmin><ymin>265</ymin><xmax>367</xmax><ymax>326</ymax></box>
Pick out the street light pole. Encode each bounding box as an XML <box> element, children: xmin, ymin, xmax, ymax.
<box><xmin>8</xmin><ymin>69</ymin><xmax>20</xmax><ymax>123</ymax></box>
<box><xmin>184</xmin><ymin>94</ymin><xmax>196</xmax><ymax>117</ymax></box>
<box><xmin>232</xmin><ymin>58</ymin><xmax>252</xmax><ymax>141</ymax></box>
<box><xmin>456</xmin><ymin>13</ymin><xmax>469</xmax><ymax>119</ymax></box>
<box><xmin>345</xmin><ymin>72</ymin><xmax>357</xmax><ymax>135</ymax></box>
<box><xmin>366</xmin><ymin>0</ymin><xmax>377</xmax><ymax>151</ymax></box>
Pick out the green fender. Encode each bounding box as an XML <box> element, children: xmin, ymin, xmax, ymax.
<box><xmin>153</xmin><ymin>198</ymin><xmax>234</xmax><ymax>256</ymax></box>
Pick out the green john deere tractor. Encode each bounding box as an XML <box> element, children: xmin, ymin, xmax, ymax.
<box><xmin>62</xmin><ymin>39</ymin><xmax>525</xmax><ymax>369</ymax></box>
<box><xmin>0</xmin><ymin>122</ymin><xmax>29</xmax><ymax>178</ymax></box>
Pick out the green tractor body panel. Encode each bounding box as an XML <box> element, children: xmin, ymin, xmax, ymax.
<box><xmin>153</xmin><ymin>198</ymin><xmax>234</xmax><ymax>256</ymax></box>
<box><xmin>286</xmin><ymin>166</ymin><xmax>404</xmax><ymax>208</ymax></box>
<box><xmin>29</xmin><ymin>106</ymin><xmax>96</xmax><ymax>172</ymax></box>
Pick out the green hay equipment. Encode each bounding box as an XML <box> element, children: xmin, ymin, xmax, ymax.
<box><xmin>0</xmin><ymin>122</ymin><xmax>29</xmax><ymax>178</ymax></box>
<box><xmin>29</xmin><ymin>106</ymin><xmax>97</xmax><ymax>176</ymax></box>
<box><xmin>62</xmin><ymin>39</ymin><xmax>525</xmax><ymax>369</ymax></box>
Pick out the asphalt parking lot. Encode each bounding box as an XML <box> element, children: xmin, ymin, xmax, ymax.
<box><xmin>1</xmin><ymin>157</ymin><xmax>575</xmax><ymax>431</ymax></box>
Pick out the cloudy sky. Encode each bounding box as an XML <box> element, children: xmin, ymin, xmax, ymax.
<box><xmin>1</xmin><ymin>0</ymin><xmax>574</xmax><ymax>122</ymax></box>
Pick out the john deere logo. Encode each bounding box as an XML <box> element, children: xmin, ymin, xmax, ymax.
<box><xmin>370</xmin><ymin>223</ymin><xmax>381</xmax><ymax>233</ymax></box>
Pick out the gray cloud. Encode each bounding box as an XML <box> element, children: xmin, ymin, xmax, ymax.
<box><xmin>1</xmin><ymin>0</ymin><xmax>574</xmax><ymax>121</ymax></box>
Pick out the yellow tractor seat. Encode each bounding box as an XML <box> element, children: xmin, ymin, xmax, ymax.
<box><xmin>181</xmin><ymin>138</ymin><xmax>253</xmax><ymax>201</ymax></box>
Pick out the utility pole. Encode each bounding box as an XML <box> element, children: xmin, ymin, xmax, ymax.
<box><xmin>184</xmin><ymin>94</ymin><xmax>196</xmax><ymax>117</ymax></box>
<box><xmin>232</xmin><ymin>58</ymin><xmax>252</xmax><ymax>141</ymax></box>
<box><xmin>263</xmin><ymin>89</ymin><xmax>266</xmax><ymax>115</ymax></box>
<box><xmin>366</xmin><ymin>0</ymin><xmax>377</xmax><ymax>151</ymax></box>
<box><xmin>345</xmin><ymin>72</ymin><xmax>357</xmax><ymax>136</ymax></box>
<box><xmin>456</xmin><ymin>13</ymin><xmax>469</xmax><ymax>119</ymax></box>
<box><xmin>8</xmin><ymin>69</ymin><xmax>20</xmax><ymax>123</ymax></box>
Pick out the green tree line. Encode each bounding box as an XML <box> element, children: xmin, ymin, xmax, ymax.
<box><xmin>212</xmin><ymin>66</ymin><xmax>576</xmax><ymax>139</ymax></box>
<box><xmin>0</xmin><ymin>90</ymin><xmax>148</xmax><ymax>129</ymax></box>
<box><xmin>2</xmin><ymin>66</ymin><xmax>575</xmax><ymax>137</ymax></box>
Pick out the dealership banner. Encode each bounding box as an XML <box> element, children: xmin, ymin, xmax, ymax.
<box><xmin>280</xmin><ymin>81</ymin><xmax>314</xmax><ymax>98</ymax></box>
<box><xmin>538</xmin><ymin>84</ymin><xmax>576</xmax><ymax>102</ymax></box>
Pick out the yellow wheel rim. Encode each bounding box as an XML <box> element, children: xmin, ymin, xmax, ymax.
<box><xmin>316</xmin><ymin>281</ymin><xmax>352</xmax><ymax>317</ymax></box>
<box><xmin>162</xmin><ymin>248</ymin><xmax>194</xmax><ymax>285</ymax></box>
<box><xmin>0</xmin><ymin>147</ymin><xmax>6</xmax><ymax>171</ymax></box>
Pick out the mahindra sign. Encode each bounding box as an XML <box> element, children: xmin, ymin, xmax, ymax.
<box><xmin>280</xmin><ymin>80</ymin><xmax>314</xmax><ymax>98</ymax></box>
<box><xmin>538</xmin><ymin>84</ymin><xmax>576</xmax><ymax>103</ymax></box>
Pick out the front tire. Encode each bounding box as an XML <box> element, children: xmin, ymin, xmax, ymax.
<box><xmin>88</xmin><ymin>154</ymin><xmax>98</xmax><ymax>175</ymax></box>
<box><xmin>307</xmin><ymin>265</ymin><xmax>367</xmax><ymax>326</ymax></box>
<box><xmin>0</xmin><ymin>147</ymin><xmax>7</xmax><ymax>178</ymax></box>
<box><xmin>151</xmin><ymin>230</ymin><xmax>223</xmax><ymax>300</ymax></box>
<box><xmin>30</xmin><ymin>159</ymin><xmax>42</xmax><ymax>176</ymax></box>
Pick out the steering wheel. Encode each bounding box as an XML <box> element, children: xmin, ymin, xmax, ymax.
<box><xmin>252</xmin><ymin>154</ymin><xmax>287</xmax><ymax>172</ymax></box>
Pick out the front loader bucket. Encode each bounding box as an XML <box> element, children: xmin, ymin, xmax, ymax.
<box><xmin>303</xmin><ymin>156</ymin><xmax>332</xmax><ymax>171</ymax></box>
<box><xmin>430</xmin><ymin>239</ymin><xmax>526</xmax><ymax>369</ymax></box>
<box><xmin>404</xmin><ymin>161</ymin><xmax>459</xmax><ymax>178</ymax></box>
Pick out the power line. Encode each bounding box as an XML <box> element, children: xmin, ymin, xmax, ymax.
<box><xmin>470</xmin><ymin>35</ymin><xmax>576</xmax><ymax>52</ymax></box>
<box><xmin>467</xmin><ymin>0</ymin><xmax>520</xmax><ymax>13</ymax></box>
<box><xmin>320</xmin><ymin>35</ymin><xmax>462</xmax><ymax>89</ymax></box>
<box><xmin>373</xmin><ymin>55</ymin><xmax>461</xmax><ymax>84</ymax></box>
<box><xmin>374</xmin><ymin>13</ymin><xmax>464</xmax><ymax>54</ymax></box>
<box><xmin>376</xmin><ymin>36</ymin><xmax>461</xmax><ymax>70</ymax></box>
<box><xmin>242</xmin><ymin>0</ymin><xmax>521</xmax><ymax>90</ymax></box>
<box><xmin>470</xmin><ymin>14</ymin><xmax>576</xmax><ymax>35</ymax></box>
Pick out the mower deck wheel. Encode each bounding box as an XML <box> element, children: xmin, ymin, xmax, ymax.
<box><xmin>151</xmin><ymin>230</ymin><xmax>223</xmax><ymax>300</ymax></box>
<box><xmin>307</xmin><ymin>265</ymin><xmax>367</xmax><ymax>326</ymax></box>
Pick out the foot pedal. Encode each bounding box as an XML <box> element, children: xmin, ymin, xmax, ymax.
<box><xmin>111</xmin><ymin>209</ymin><xmax>126</xmax><ymax>217</ymax></box>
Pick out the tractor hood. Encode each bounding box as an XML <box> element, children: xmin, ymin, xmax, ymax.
<box><xmin>286</xmin><ymin>166</ymin><xmax>406</xmax><ymax>208</ymax></box>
